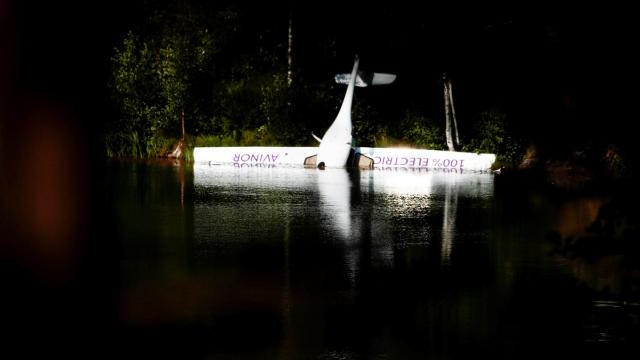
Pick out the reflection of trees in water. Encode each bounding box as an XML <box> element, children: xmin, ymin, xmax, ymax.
<box><xmin>441</xmin><ymin>175</ymin><xmax>459</xmax><ymax>268</ymax></box>
<box><xmin>192</xmin><ymin>166</ymin><xmax>500</xmax><ymax>358</ymax></box>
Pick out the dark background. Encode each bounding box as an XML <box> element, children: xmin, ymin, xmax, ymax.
<box><xmin>1</xmin><ymin>0</ymin><xmax>638</xmax><ymax>356</ymax></box>
<box><xmin>7</xmin><ymin>1</ymin><xmax>639</xmax><ymax>148</ymax></box>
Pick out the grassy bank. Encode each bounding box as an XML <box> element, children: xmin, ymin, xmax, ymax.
<box><xmin>104</xmin><ymin>128</ymin><xmax>302</xmax><ymax>162</ymax></box>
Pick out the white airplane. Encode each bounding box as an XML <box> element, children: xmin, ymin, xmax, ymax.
<box><xmin>194</xmin><ymin>56</ymin><xmax>496</xmax><ymax>171</ymax></box>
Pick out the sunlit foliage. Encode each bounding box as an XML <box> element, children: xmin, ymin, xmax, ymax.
<box><xmin>400</xmin><ymin>110</ymin><xmax>447</xmax><ymax>150</ymax></box>
<box><xmin>462</xmin><ymin>109</ymin><xmax>524</xmax><ymax>167</ymax></box>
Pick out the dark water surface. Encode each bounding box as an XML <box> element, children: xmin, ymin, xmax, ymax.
<box><xmin>98</xmin><ymin>161</ymin><xmax>636</xmax><ymax>359</ymax></box>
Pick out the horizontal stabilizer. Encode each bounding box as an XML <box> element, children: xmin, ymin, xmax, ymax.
<box><xmin>334</xmin><ymin>73</ymin><xmax>368</xmax><ymax>87</ymax></box>
<box><xmin>335</xmin><ymin>71</ymin><xmax>396</xmax><ymax>87</ymax></box>
<box><xmin>371</xmin><ymin>73</ymin><xmax>396</xmax><ymax>85</ymax></box>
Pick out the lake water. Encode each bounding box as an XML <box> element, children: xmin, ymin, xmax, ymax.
<box><xmin>98</xmin><ymin>160</ymin><xmax>636</xmax><ymax>359</ymax></box>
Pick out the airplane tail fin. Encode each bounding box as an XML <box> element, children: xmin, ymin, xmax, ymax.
<box><xmin>334</xmin><ymin>72</ymin><xmax>396</xmax><ymax>87</ymax></box>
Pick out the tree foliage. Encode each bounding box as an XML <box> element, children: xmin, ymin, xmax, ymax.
<box><xmin>400</xmin><ymin>110</ymin><xmax>447</xmax><ymax>150</ymax></box>
<box><xmin>107</xmin><ymin>3</ymin><xmax>528</xmax><ymax>163</ymax></box>
<box><xmin>462</xmin><ymin>109</ymin><xmax>524</xmax><ymax>167</ymax></box>
<box><xmin>108</xmin><ymin>3</ymin><xmax>313</xmax><ymax>156</ymax></box>
<box><xmin>109</xmin><ymin>32</ymin><xmax>162</xmax><ymax>157</ymax></box>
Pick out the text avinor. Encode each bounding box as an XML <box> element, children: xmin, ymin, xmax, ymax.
<box><xmin>233</xmin><ymin>153</ymin><xmax>280</xmax><ymax>163</ymax></box>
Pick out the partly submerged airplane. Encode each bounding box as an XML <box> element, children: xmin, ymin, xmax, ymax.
<box><xmin>194</xmin><ymin>56</ymin><xmax>496</xmax><ymax>170</ymax></box>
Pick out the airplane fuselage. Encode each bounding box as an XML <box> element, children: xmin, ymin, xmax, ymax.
<box><xmin>315</xmin><ymin>57</ymin><xmax>359</xmax><ymax>168</ymax></box>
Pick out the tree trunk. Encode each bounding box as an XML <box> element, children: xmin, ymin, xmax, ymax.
<box><xmin>287</xmin><ymin>11</ymin><xmax>293</xmax><ymax>87</ymax></box>
<box><xmin>447</xmin><ymin>79</ymin><xmax>460</xmax><ymax>146</ymax></box>
<box><xmin>444</xmin><ymin>78</ymin><xmax>455</xmax><ymax>151</ymax></box>
<box><xmin>168</xmin><ymin>108</ymin><xmax>186</xmax><ymax>159</ymax></box>
<box><xmin>180</xmin><ymin>109</ymin><xmax>185</xmax><ymax>140</ymax></box>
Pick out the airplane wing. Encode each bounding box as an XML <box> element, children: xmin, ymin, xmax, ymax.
<box><xmin>194</xmin><ymin>146</ymin><xmax>495</xmax><ymax>171</ymax></box>
<box><xmin>194</xmin><ymin>146</ymin><xmax>320</xmax><ymax>167</ymax></box>
<box><xmin>356</xmin><ymin>147</ymin><xmax>496</xmax><ymax>171</ymax></box>
<box><xmin>370</xmin><ymin>73</ymin><xmax>396</xmax><ymax>85</ymax></box>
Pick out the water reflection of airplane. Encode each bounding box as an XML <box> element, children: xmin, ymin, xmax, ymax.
<box><xmin>193</xmin><ymin>165</ymin><xmax>495</xmax><ymax>317</ymax></box>
<box><xmin>192</xmin><ymin>165</ymin><xmax>355</xmax><ymax>243</ymax></box>
<box><xmin>194</xmin><ymin>56</ymin><xmax>496</xmax><ymax>171</ymax></box>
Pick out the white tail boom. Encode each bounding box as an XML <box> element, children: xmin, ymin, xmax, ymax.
<box><xmin>314</xmin><ymin>56</ymin><xmax>397</xmax><ymax>168</ymax></box>
<box><xmin>315</xmin><ymin>56</ymin><xmax>361</xmax><ymax>168</ymax></box>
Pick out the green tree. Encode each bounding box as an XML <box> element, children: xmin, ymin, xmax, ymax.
<box><xmin>108</xmin><ymin>3</ymin><xmax>353</xmax><ymax>156</ymax></box>
<box><xmin>155</xmin><ymin>27</ymin><xmax>214</xmax><ymax>138</ymax></box>
<box><xmin>108</xmin><ymin>4</ymin><xmax>236</xmax><ymax>157</ymax></box>
<box><xmin>109</xmin><ymin>32</ymin><xmax>163</xmax><ymax>157</ymax></box>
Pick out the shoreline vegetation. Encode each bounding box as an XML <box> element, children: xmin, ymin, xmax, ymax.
<box><xmin>104</xmin><ymin>128</ymin><xmax>633</xmax><ymax>193</ymax></box>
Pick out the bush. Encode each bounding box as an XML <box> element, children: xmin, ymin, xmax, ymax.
<box><xmin>400</xmin><ymin>110</ymin><xmax>447</xmax><ymax>150</ymax></box>
<box><xmin>462</xmin><ymin>110</ymin><xmax>524</xmax><ymax>167</ymax></box>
